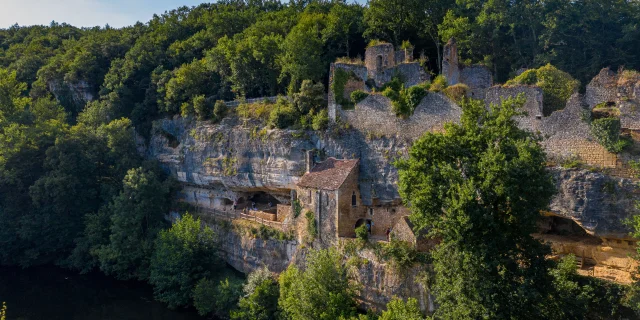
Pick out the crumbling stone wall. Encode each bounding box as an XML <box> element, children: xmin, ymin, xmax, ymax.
<box><xmin>365</xmin><ymin>43</ymin><xmax>395</xmax><ymax>86</ymax></box>
<box><xmin>442</xmin><ymin>38</ymin><xmax>460</xmax><ymax>85</ymax></box>
<box><xmin>485</xmin><ymin>85</ymin><xmax>543</xmax><ymax>132</ymax></box>
<box><xmin>540</xmin><ymin>94</ymin><xmax>617</xmax><ymax>167</ymax></box>
<box><xmin>328</xmin><ymin>63</ymin><xmax>368</xmax><ymax>122</ymax></box>
<box><xmin>389</xmin><ymin>62</ymin><xmax>429</xmax><ymax>87</ymax></box>
<box><xmin>339</xmin><ymin>93</ymin><xmax>461</xmax><ymax>140</ymax></box>
<box><xmin>460</xmin><ymin>65</ymin><xmax>493</xmax><ymax>99</ymax></box>
<box><xmin>586</xmin><ymin>68</ymin><xmax>618</xmax><ymax>108</ymax></box>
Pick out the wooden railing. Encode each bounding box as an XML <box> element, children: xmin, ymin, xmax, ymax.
<box><xmin>195</xmin><ymin>206</ymin><xmax>293</xmax><ymax>231</ymax></box>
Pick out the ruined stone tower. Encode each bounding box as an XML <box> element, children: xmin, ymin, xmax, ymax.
<box><xmin>442</xmin><ymin>38</ymin><xmax>460</xmax><ymax>85</ymax></box>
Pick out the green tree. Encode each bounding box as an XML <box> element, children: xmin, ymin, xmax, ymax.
<box><xmin>94</xmin><ymin>167</ymin><xmax>171</xmax><ymax>280</ymax></box>
<box><xmin>231</xmin><ymin>267</ymin><xmax>279</xmax><ymax>320</ymax></box>
<box><xmin>193</xmin><ymin>94</ymin><xmax>210</xmax><ymax>121</ymax></box>
<box><xmin>380</xmin><ymin>298</ymin><xmax>424</xmax><ymax>320</ymax></box>
<box><xmin>279</xmin><ymin>13</ymin><xmax>328</xmax><ymax>93</ymax></box>
<box><xmin>213</xmin><ymin>100</ymin><xmax>228</xmax><ymax>123</ymax></box>
<box><xmin>149</xmin><ymin>213</ymin><xmax>220</xmax><ymax>308</ymax></box>
<box><xmin>279</xmin><ymin>248</ymin><xmax>357</xmax><ymax>320</ymax></box>
<box><xmin>396</xmin><ymin>96</ymin><xmax>557</xmax><ymax>319</ymax></box>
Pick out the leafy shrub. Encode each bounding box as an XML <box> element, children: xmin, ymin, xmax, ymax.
<box><xmin>443</xmin><ymin>83</ymin><xmax>469</xmax><ymax>103</ymax></box>
<box><xmin>367</xmin><ymin>39</ymin><xmax>389</xmax><ymax>47</ymax></box>
<box><xmin>213</xmin><ymin>100</ymin><xmax>228</xmax><ymax>122</ymax></box>
<box><xmin>355</xmin><ymin>224</ymin><xmax>368</xmax><ymax>241</ymax></box>
<box><xmin>268</xmin><ymin>98</ymin><xmax>298</xmax><ymax>129</ymax></box>
<box><xmin>311</xmin><ymin>109</ymin><xmax>329</xmax><ymax>131</ymax></box>
<box><xmin>405</xmin><ymin>85</ymin><xmax>427</xmax><ymax>108</ymax></box>
<box><xmin>192</xmin><ymin>95</ymin><xmax>209</xmax><ymax>121</ymax></box>
<box><xmin>350</xmin><ymin>90</ymin><xmax>369</xmax><ymax>103</ymax></box>
<box><xmin>214</xmin><ymin>277</ymin><xmax>244</xmax><ymax>318</ymax></box>
<box><xmin>380</xmin><ymin>298</ymin><xmax>424</xmax><ymax>320</ymax></box>
<box><xmin>193</xmin><ymin>278</ymin><xmax>218</xmax><ymax>316</ymax></box>
<box><xmin>382</xmin><ymin>87</ymin><xmax>400</xmax><ymax>101</ymax></box>
<box><xmin>506</xmin><ymin>64</ymin><xmax>579</xmax><ymax>115</ymax></box>
<box><xmin>382</xmin><ymin>83</ymin><xmax>427</xmax><ymax>118</ymax></box>
<box><xmin>278</xmin><ymin>249</ymin><xmax>357</xmax><ymax>320</ymax></box>
<box><xmin>377</xmin><ymin>238</ymin><xmax>423</xmax><ymax>270</ymax></box>
<box><xmin>591</xmin><ymin>117</ymin><xmax>628</xmax><ymax>153</ymax></box>
<box><xmin>149</xmin><ymin>214</ymin><xmax>219</xmax><ymax>308</ymax></box>
<box><xmin>292</xmin><ymin>200</ymin><xmax>302</xmax><ymax>218</ymax></box>
<box><xmin>305</xmin><ymin>210</ymin><xmax>317</xmax><ymax>240</ymax></box>
<box><xmin>237</xmin><ymin>101</ymin><xmax>275</xmax><ymax>120</ymax></box>
<box><xmin>232</xmin><ymin>268</ymin><xmax>278</xmax><ymax>320</ymax></box>
<box><xmin>511</xmin><ymin>69</ymin><xmax>538</xmax><ymax>85</ymax></box>
<box><xmin>429</xmin><ymin>75</ymin><xmax>447</xmax><ymax>92</ymax></box>
<box><xmin>332</xmin><ymin>68</ymin><xmax>360</xmax><ymax>108</ymax></box>
<box><xmin>294</xmin><ymin>80</ymin><xmax>325</xmax><ymax>115</ymax></box>
<box><xmin>380</xmin><ymin>75</ymin><xmax>404</xmax><ymax>92</ymax></box>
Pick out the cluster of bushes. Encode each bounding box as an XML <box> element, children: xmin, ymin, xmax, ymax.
<box><xmin>505</xmin><ymin>64</ymin><xmax>580</xmax><ymax>115</ymax></box>
<box><xmin>374</xmin><ymin>238</ymin><xmax>429</xmax><ymax>270</ymax></box>
<box><xmin>332</xmin><ymin>68</ymin><xmax>362</xmax><ymax>109</ymax></box>
<box><xmin>377</xmin><ymin>76</ymin><xmax>429</xmax><ymax>118</ymax></box>
<box><xmin>237</xmin><ymin>80</ymin><xmax>329</xmax><ymax>131</ymax></box>
<box><xmin>248</xmin><ymin>224</ymin><xmax>294</xmax><ymax>241</ymax></box>
<box><xmin>180</xmin><ymin>96</ymin><xmax>229</xmax><ymax>122</ymax></box>
<box><xmin>590</xmin><ymin>117</ymin><xmax>630</xmax><ymax>153</ymax></box>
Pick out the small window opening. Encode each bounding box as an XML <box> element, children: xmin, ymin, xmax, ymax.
<box><xmin>352</xmin><ymin>192</ymin><xmax>357</xmax><ymax>206</ymax></box>
<box><xmin>369</xmin><ymin>208</ymin><xmax>374</xmax><ymax>216</ymax></box>
<box><xmin>376</xmin><ymin>55</ymin><xmax>383</xmax><ymax>70</ymax></box>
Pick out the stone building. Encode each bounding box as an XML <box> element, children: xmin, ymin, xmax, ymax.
<box><xmin>328</xmin><ymin>42</ymin><xmax>430</xmax><ymax>122</ymax></box>
<box><xmin>296</xmin><ymin>154</ymin><xmax>412</xmax><ymax>245</ymax></box>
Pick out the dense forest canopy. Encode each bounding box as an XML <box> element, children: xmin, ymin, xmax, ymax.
<box><xmin>1</xmin><ymin>0</ymin><xmax>640</xmax><ymax>318</ymax></box>
<box><xmin>0</xmin><ymin>0</ymin><xmax>637</xmax><ymax>132</ymax></box>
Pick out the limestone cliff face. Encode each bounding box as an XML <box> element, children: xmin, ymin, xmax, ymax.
<box><xmin>148</xmin><ymin>116</ymin><xmax>410</xmax><ymax>205</ymax></box>
<box><xmin>550</xmin><ymin>168</ymin><xmax>638</xmax><ymax>239</ymax></box>
<box><xmin>347</xmin><ymin>249</ymin><xmax>434</xmax><ymax>313</ymax></box>
<box><xmin>47</xmin><ymin>80</ymin><xmax>94</xmax><ymax>110</ymax></box>
<box><xmin>149</xmin><ymin>117</ymin><xmax>637</xmax><ymax>239</ymax></box>
<box><xmin>210</xmin><ymin>223</ymin><xmax>298</xmax><ymax>274</ymax></box>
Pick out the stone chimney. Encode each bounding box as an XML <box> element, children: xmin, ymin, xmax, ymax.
<box><xmin>306</xmin><ymin>150</ymin><xmax>315</xmax><ymax>173</ymax></box>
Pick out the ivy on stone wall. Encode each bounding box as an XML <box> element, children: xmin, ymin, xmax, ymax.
<box><xmin>332</xmin><ymin>68</ymin><xmax>360</xmax><ymax>109</ymax></box>
<box><xmin>590</xmin><ymin>117</ymin><xmax>629</xmax><ymax>153</ymax></box>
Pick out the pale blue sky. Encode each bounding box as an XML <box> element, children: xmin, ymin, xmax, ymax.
<box><xmin>0</xmin><ymin>0</ymin><xmax>213</xmax><ymax>28</ymax></box>
<box><xmin>0</xmin><ymin>0</ymin><xmax>367</xmax><ymax>29</ymax></box>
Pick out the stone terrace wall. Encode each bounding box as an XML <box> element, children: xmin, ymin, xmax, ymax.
<box><xmin>485</xmin><ymin>85</ymin><xmax>543</xmax><ymax>132</ymax></box>
<box><xmin>540</xmin><ymin>94</ymin><xmax>617</xmax><ymax>167</ymax></box>
<box><xmin>339</xmin><ymin>93</ymin><xmax>461</xmax><ymax>140</ymax></box>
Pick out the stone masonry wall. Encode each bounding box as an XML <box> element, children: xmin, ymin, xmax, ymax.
<box><xmin>460</xmin><ymin>65</ymin><xmax>493</xmax><ymax>99</ymax></box>
<box><xmin>328</xmin><ymin>63</ymin><xmax>368</xmax><ymax>121</ymax></box>
<box><xmin>339</xmin><ymin>93</ymin><xmax>461</xmax><ymax>140</ymax></box>
<box><xmin>485</xmin><ymin>85</ymin><xmax>543</xmax><ymax>132</ymax></box>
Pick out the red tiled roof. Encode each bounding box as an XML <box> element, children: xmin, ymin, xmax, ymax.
<box><xmin>297</xmin><ymin>158</ymin><xmax>359</xmax><ymax>190</ymax></box>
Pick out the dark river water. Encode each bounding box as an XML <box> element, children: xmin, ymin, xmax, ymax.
<box><xmin>0</xmin><ymin>265</ymin><xmax>205</xmax><ymax>320</ymax></box>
